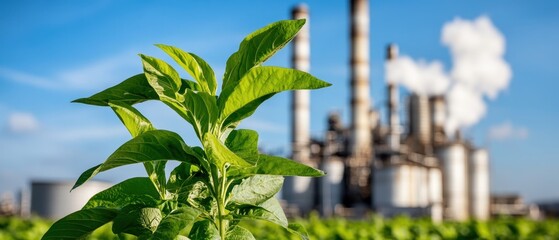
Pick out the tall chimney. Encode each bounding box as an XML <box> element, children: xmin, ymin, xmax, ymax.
<box><xmin>386</xmin><ymin>44</ymin><xmax>400</xmax><ymax>150</ymax></box>
<box><xmin>429</xmin><ymin>95</ymin><xmax>447</xmax><ymax>146</ymax></box>
<box><xmin>291</xmin><ymin>4</ymin><xmax>311</xmax><ymax>165</ymax></box>
<box><xmin>350</xmin><ymin>0</ymin><xmax>371</xmax><ymax>159</ymax></box>
<box><xmin>345</xmin><ymin>0</ymin><xmax>372</xmax><ymax>205</ymax></box>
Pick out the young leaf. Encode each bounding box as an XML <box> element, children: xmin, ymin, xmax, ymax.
<box><xmin>225</xmin><ymin>129</ymin><xmax>259</xmax><ymax>164</ymax></box>
<box><xmin>109</xmin><ymin>101</ymin><xmax>155</xmax><ymax>137</ymax></box>
<box><xmin>73</xmin><ymin>130</ymin><xmax>202</xmax><ymax>189</ymax></box>
<box><xmin>188</xmin><ymin>220</ymin><xmax>220</xmax><ymax>240</ymax></box>
<box><xmin>112</xmin><ymin>207</ymin><xmax>162</xmax><ymax>236</ymax></box>
<box><xmin>82</xmin><ymin>178</ymin><xmax>160</xmax><ymax>209</ymax></box>
<box><xmin>41</xmin><ymin>208</ymin><xmax>118</xmax><ymax>240</ymax></box>
<box><xmin>223</xmin><ymin>19</ymin><xmax>305</xmax><ymax>91</ymax></box>
<box><xmin>72</xmin><ymin>74</ymin><xmax>158</xmax><ymax>106</ymax></box>
<box><xmin>150</xmin><ymin>207</ymin><xmax>201</xmax><ymax>240</ymax></box>
<box><xmin>218</xmin><ymin>66</ymin><xmax>331</xmax><ymax>126</ymax></box>
<box><xmin>203</xmin><ymin>133</ymin><xmax>253</xmax><ymax>170</ymax></box>
<box><xmin>226</xmin><ymin>226</ymin><xmax>255</xmax><ymax>240</ymax></box>
<box><xmin>229</xmin><ymin>175</ymin><xmax>283</xmax><ymax>206</ymax></box>
<box><xmin>184</xmin><ymin>89</ymin><xmax>219</xmax><ymax>136</ymax></box>
<box><xmin>140</xmin><ymin>54</ymin><xmax>194</xmax><ymax>125</ymax></box>
<box><xmin>156</xmin><ymin>44</ymin><xmax>217</xmax><ymax>95</ymax></box>
<box><xmin>140</xmin><ymin>54</ymin><xmax>182</xmax><ymax>99</ymax></box>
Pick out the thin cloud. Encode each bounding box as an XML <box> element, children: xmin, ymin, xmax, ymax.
<box><xmin>240</xmin><ymin>118</ymin><xmax>286</xmax><ymax>134</ymax></box>
<box><xmin>0</xmin><ymin>51</ymin><xmax>137</xmax><ymax>91</ymax></box>
<box><xmin>488</xmin><ymin>122</ymin><xmax>529</xmax><ymax>141</ymax></box>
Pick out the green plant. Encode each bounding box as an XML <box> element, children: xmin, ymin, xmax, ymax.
<box><xmin>42</xmin><ymin>19</ymin><xmax>330</xmax><ymax>240</ymax></box>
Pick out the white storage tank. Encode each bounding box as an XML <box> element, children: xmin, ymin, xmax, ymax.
<box><xmin>437</xmin><ymin>143</ymin><xmax>469</xmax><ymax>220</ymax></box>
<box><xmin>283</xmin><ymin>175</ymin><xmax>315</xmax><ymax>215</ymax></box>
<box><xmin>428</xmin><ymin>167</ymin><xmax>443</xmax><ymax>222</ymax></box>
<box><xmin>374</xmin><ymin>164</ymin><xmax>412</xmax><ymax>208</ymax></box>
<box><xmin>320</xmin><ymin>158</ymin><xmax>344</xmax><ymax>216</ymax></box>
<box><xmin>469</xmin><ymin>148</ymin><xmax>490</xmax><ymax>220</ymax></box>
<box><xmin>31</xmin><ymin>180</ymin><xmax>111</xmax><ymax>220</ymax></box>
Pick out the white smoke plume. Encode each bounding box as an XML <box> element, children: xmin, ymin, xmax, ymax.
<box><xmin>443</xmin><ymin>16</ymin><xmax>512</xmax><ymax>134</ymax></box>
<box><xmin>385</xmin><ymin>56</ymin><xmax>449</xmax><ymax>96</ymax></box>
<box><xmin>385</xmin><ymin>16</ymin><xmax>511</xmax><ymax>135</ymax></box>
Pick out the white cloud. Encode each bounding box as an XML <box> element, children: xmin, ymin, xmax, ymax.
<box><xmin>488</xmin><ymin>122</ymin><xmax>529</xmax><ymax>141</ymax></box>
<box><xmin>239</xmin><ymin>118</ymin><xmax>286</xmax><ymax>134</ymax></box>
<box><xmin>0</xmin><ymin>51</ymin><xmax>137</xmax><ymax>91</ymax></box>
<box><xmin>7</xmin><ymin>112</ymin><xmax>39</xmax><ymax>133</ymax></box>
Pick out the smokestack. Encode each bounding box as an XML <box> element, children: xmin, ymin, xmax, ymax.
<box><xmin>387</xmin><ymin>44</ymin><xmax>400</xmax><ymax>150</ymax></box>
<box><xmin>291</xmin><ymin>4</ymin><xmax>310</xmax><ymax>164</ymax></box>
<box><xmin>350</xmin><ymin>0</ymin><xmax>372</xmax><ymax>159</ymax></box>
<box><xmin>408</xmin><ymin>93</ymin><xmax>432</xmax><ymax>148</ymax></box>
<box><xmin>429</xmin><ymin>95</ymin><xmax>447</xmax><ymax>145</ymax></box>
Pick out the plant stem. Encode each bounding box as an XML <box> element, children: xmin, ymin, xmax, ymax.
<box><xmin>216</xmin><ymin>167</ymin><xmax>228</xmax><ymax>239</ymax></box>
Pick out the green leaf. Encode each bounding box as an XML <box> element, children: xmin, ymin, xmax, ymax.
<box><xmin>140</xmin><ymin>54</ymin><xmax>182</xmax><ymax>99</ymax></box>
<box><xmin>229</xmin><ymin>154</ymin><xmax>324</xmax><ymax>178</ymax></box>
<box><xmin>184</xmin><ymin>89</ymin><xmax>219</xmax><ymax>136</ymax></box>
<box><xmin>188</xmin><ymin>220</ymin><xmax>220</xmax><ymax>240</ymax></box>
<box><xmin>73</xmin><ymin>130</ymin><xmax>202</xmax><ymax>190</ymax></box>
<box><xmin>203</xmin><ymin>133</ymin><xmax>253</xmax><ymax>170</ymax></box>
<box><xmin>108</xmin><ymin>101</ymin><xmax>167</xmax><ymax>193</ymax></box>
<box><xmin>109</xmin><ymin>101</ymin><xmax>155</xmax><ymax>137</ymax></box>
<box><xmin>221</xmin><ymin>94</ymin><xmax>274</xmax><ymax>130</ymax></box>
<box><xmin>219</xmin><ymin>66</ymin><xmax>331</xmax><ymax>125</ymax></box>
<box><xmin>177</xmin><ymin>180</ymin><xmax>213</xmax><ymax>211</ymax></box>
<box><xmin>113</xmin><ymin>206</ymin><xmax>162</xmax><ymax>236</ymax></box>
<box><xmin>156</xmin><ymin>44</ymin><xmax>217</xmax><ymax>95</ymax></box>
<box><xmin>225</xmin><ymin>129</ymin><xmax>259</xmax><ymax>164</ymax></box>
<box><xmin>229</xmin><ymin>175</ymin><xmax>283</xmax><ymax>206</ymax></box>
<box><xmin>41</xmin><ymin>208</ymin><xmax>118</xmax><ymax>240</ymax></box>
<box><xmin>83</xmin><ymin>178</ymin><xmax>160</xmax><ymax>209</ymax></box>
<box><xmin>235</xmin><ymin>198</ymin><xmax>288</xmax><ymax>228</ymax></box>
<box><xmin>226</xmin><ymin>226</ymin><xmax>255</xmax><ymax>240</ymax></box>
<box><xmin>287</xmin><ymin>223</ymin><xmax>310</xmax><ymax>240</ymax></box>
<box><xmin>140</xmin><ymin>54</ymin><xmax>194</xmax><ymax>125</ymax></box>
<box><xmin>150</xmin><ymin>207</ymin><xmax>201</xmax><ymax>240</ymax></box>
<box><xmin>223</xmin><ymin>19</ymin><xmax>305</xmax><ymax>91</ymax></box>
<box><xmin>72</xmin><ymin>74</ymin><xmax>158</xmax><ymax>106</ymax></box>
<box><xmin>167</xmin><ymin>163</ymin><xmax>199</xmax><ymax>192</ymax></box>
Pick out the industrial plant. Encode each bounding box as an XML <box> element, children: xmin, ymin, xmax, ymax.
<box><xmin>282</xmin><ymin>0</ymin><xmax>490</xmax><ymax>222</ymax></box>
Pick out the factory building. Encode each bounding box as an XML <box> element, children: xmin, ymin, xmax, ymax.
<box><xmin>282</xmin><ymin>0</ymin><xmax>491</xmax><ymax>221</ymax></box>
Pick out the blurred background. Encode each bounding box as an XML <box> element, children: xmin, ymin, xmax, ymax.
<box><xmin>0</xmin><ymin>0</ymin><xmax>558</xmax><ymax>221</ymax></box>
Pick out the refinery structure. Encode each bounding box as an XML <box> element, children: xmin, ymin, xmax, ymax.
<box><xmin>282</xmin><ymin>0</ymin><xmax>490</xmax><ymax>222</ymax></box>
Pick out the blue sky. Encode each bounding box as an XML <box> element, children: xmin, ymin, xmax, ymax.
<box><xmin>1</xmin><ymin>1</ymin><xmax>558</xmax><ymax>203</ymax></box>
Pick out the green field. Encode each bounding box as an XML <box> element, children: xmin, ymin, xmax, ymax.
<box><xmin>2</xmin><ymin>213</ymin><xmax>558</xmax><ymax>239</ymax></box>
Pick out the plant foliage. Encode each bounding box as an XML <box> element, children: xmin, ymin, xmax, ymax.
<box><xmin>42</xmin><ymin>19</ymin><xmax>330</xmax><ymax>240</ymax></box>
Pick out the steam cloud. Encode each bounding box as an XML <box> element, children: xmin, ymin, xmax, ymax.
<box><xmin>385</xmin><ymin>16</ymin><xmax>512</xmax><ymax>134</ymax></box>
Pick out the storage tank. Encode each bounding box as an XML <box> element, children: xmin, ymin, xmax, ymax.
<box><xmin>437</xmin><ymin>143</ymin><xmax>469</xmax><ymax>220</ymax></box>
<box><xmin>469</xmin><ymin>148</ymin><xmax>490</xmax><ymax>220</ymax></box>
<box><xmin>283</xmin><ymin>176</ymin><xmax>315</xmax><ymax>214</ymax></box>
<box><xmin>320</xmin><ymin>158</ymin><xmax>344</xmax><ymax>216</ymax></box>
<box><xmin>31</xmin><ymin>180</ymin><xmax>111</xmax><ymax>220</ymax></box>
<box><xmin>374</xmin><ymin>164</ymin><xmax>411</xmax><ymax>208</ymax></box>
<box><xmin>428</xmin><ymin>167</ymin><xmax>443</xmax><ymax>222</ymax></box>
